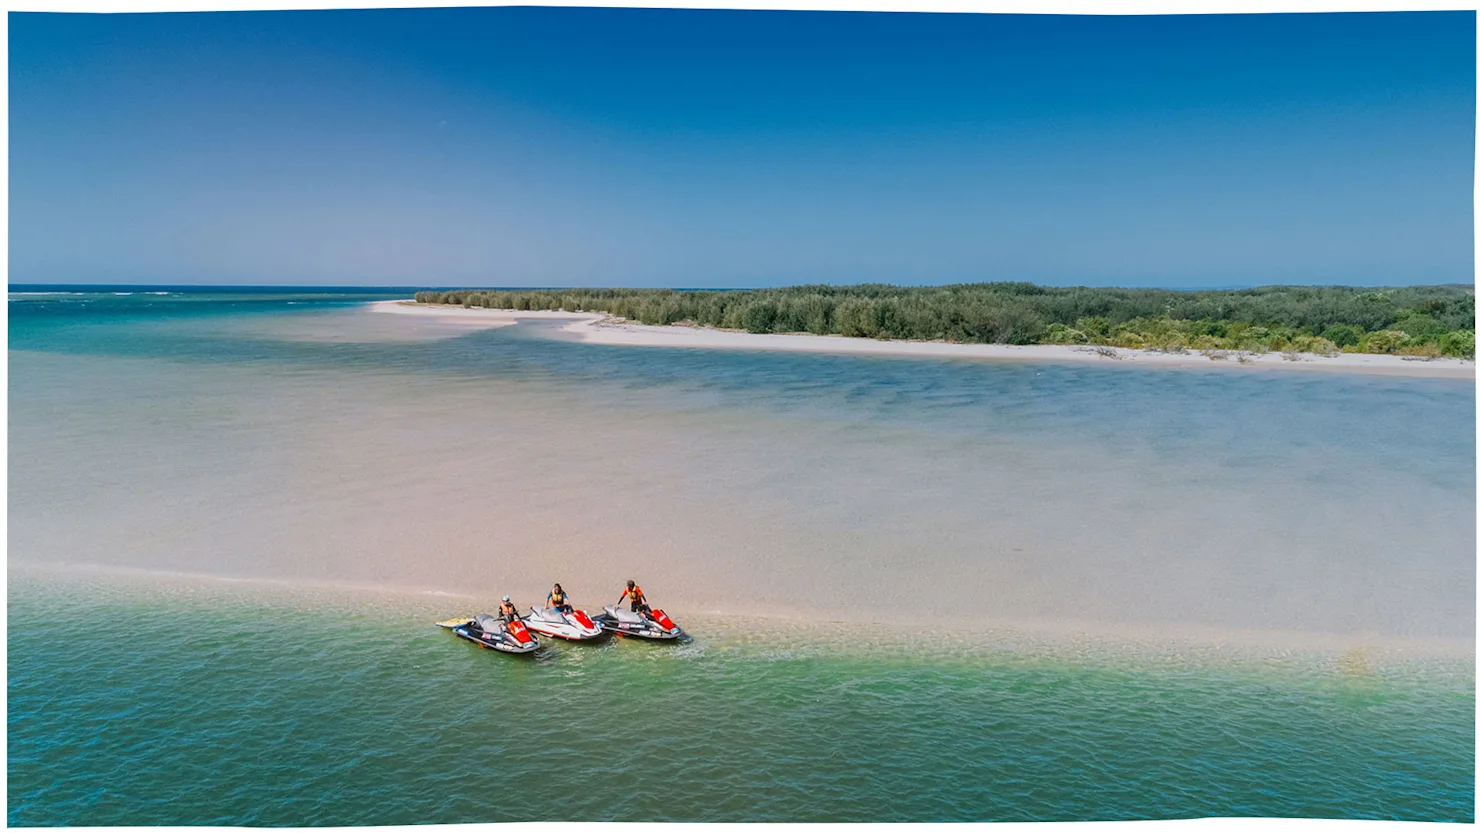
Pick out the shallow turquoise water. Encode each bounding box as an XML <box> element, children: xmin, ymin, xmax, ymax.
<box><xmin>7</xmin><ymin>575</ymin><xmax>1474</xmax><ymax>825</ymax></box>
<box><xmin>8</xmin><ymin>289</ymin><xmax>1476</xmax><ymax>823</ymax></box>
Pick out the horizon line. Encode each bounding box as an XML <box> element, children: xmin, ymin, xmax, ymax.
<box><xmin>10</xmin><ymin>281</ymin><xmax>1477</xmax><ymax>293</ymax></box>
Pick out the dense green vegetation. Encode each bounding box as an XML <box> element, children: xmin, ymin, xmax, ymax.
<box><xmin>413</xmin><ymin>283</ymin><xmax>1477</xmax><ymax>359</ymax></box>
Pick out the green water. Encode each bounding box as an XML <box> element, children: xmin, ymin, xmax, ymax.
<box><xmin>7</xmin><ymin>573</ymin><xmax>1474</xmax><ymax>824</ymax></box>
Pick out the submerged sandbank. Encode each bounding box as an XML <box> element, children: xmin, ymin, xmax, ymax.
<box><xmin>14</xmin><ymin>560</ymin><xmax>1472</xmax><ymax>667</ymax></box>
<box><xmin>371</xmin><ymin>301</ymin><xmax>1476</xmax><ymax>378</ymax></box>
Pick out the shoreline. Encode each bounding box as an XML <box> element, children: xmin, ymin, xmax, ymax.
<box><xmin>14</xmin><ymin>560</ymin><xmax>1474</xmax><ymax>665</ymax></box>
<box><xmin>370</xmin><ymin>301</ymin><xmax>1477</xmax><ymax>379</ymax></box>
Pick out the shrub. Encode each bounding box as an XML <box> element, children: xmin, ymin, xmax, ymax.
<box><xmin>1439</xmin><ymin>330</ymin><xmax>1476</xmax><ymax>359</ymax></box>
<box><xmin>1321</xmin><ymin>324</ymin><xmax>1362</xmax><ymax>347</ymax></box>
<box><xmin>834</xmin><ymin>299</ymin><xmax>880</xmax><ymax>338</ymax></box>
<box><xmin>1398</xmin><ymin>342</ymin><xmax>1441</xmax><ymax>358</ymax></box>
<box><xmin>1302</xmin><ymin>337</ymin><xmax>1341</xmax><ymax>358</ymax></box>
<box><xmin>796</xmin><ymin>295</ymin><xmax>834</xmax><ymax>335</ymax></box>
<box><xmin>1356</xmin><ymin>329</ymin><xmax>1409</xmax><ymax>354</ymax></box>
<box><xmin>1075</xmin><ymin>317</ymin><xmax>1112</xmax><ymax>341</ymax></box>
<box><xmin>740</xmin><ymin>300</ymin><xmax>780</xmax><ymax>334</ymax></box>
<box><xmin>1240</xmin><ymin>326</ymin><xmax>1272</xmax><ymax>348</ymax></box>
<box><xmin>1392</xmin><ymin>312</ymin><xmax>1448</xmax><ymax>343</ymax></box>
<box><xmin>1043</xmin><ymin>323</ymin><xmax>1089</xmax><ymax>345</ymax></box>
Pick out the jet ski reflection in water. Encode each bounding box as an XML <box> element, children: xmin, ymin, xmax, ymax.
<box><xmin>594</xmin><ymin>580</ymin><xmax>683</xmax><ymax>640</ymax></box>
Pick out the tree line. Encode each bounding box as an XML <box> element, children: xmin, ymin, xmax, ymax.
<box><xmin>413</xmin><ymin>283</ymin><xmax>1476</xmax><ymax>359</ymax></box>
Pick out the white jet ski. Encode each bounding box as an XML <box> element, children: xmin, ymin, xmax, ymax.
<box><xmin>523</xmin><ymin>606</ymin><xmax>607</xmax><ymax>641</ymax></box>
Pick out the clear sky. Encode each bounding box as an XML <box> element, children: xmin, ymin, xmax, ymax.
<box><xmin>9</xmin><ymin>8</ymin><xmax>1476</xmax><ymax>288</ymax></box>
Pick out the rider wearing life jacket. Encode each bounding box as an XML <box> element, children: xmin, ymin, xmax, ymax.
<box><xmin>618</xmin><ymin>580</ymin><xmax>650</xmax><ymax>616</ymax></box>
<box><xmin>497</xmin><ymin>595</ymin><xmax>519</xmax><ymax>623</ymax></box>
<box><xmin>548</xmin><ymin>583</ymin><xmax>572</xmax><ymax>613</ymax></box>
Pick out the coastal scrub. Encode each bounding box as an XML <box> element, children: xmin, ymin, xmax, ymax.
<box><xmin>414</xmin><ymin>284</ymin><xmax>1477</xmax><ymax>359</ymax></box>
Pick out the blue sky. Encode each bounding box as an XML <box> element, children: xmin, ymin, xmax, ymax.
<box><xmin>9</xmin><ymin>8</ymin><xmax>1475</xmax><ymax>288</ymax></box>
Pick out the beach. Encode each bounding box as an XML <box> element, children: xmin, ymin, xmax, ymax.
<box><xmin>372</xmin><ymin>300</ymin><xmax>1478</xmax><ymax>378</ymax></box>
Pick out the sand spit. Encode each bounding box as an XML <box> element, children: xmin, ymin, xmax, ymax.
<box><xmin>363</xmin><ymin>300</ymin><xmax>532</xmax><ymax>328</ymax></box>
<box><xmin>371</xmin><ymin>301</ymin><xmax>1476</xmax><ymax>379</ymax></box>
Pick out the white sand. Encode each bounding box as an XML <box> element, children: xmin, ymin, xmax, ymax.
<box><xmin>364</xmin><ymin>300</ymin><xmax>528</xmax><ymax>327</ymax></box>
<box><xmin>370</xmin><ymin>300</ymin><xmax>1476</xmax><ymax>378</ymax></box>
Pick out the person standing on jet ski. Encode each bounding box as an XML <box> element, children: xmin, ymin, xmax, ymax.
<box><xmin>617</xmin><ymin>580</ymin><xmax>650</xmax><ymax>616</ymax></box>
<box><xmin>547</xmin><ymin>583</ymin><xmax>573</xmax><ymax>613</ymax></box>
<box><xmin>497</xmin><ymin>595</ymin><xmax>520</xmax><ymax>623</ymax></box>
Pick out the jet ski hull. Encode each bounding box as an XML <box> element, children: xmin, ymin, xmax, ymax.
<box><xmin>600</xmin><ymin>623</ymin><xmax>682</xmax><ymax>640</ymax></box>
<box><xmin>523</xmin><ymin>607</ymin><xmax>608</xmax><ymax>641</ymax></box>
<box><xmin>594</xmin><ymin>606</ymin><xmax>684</xmax><ymax>640</ymax></box>
<box><xmin>437</xmin><ymin>617</ymin><xmax>540</xmax><ymax>654</ymax></box>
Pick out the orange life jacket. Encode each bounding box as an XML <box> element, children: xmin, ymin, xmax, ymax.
<box><xmin>627</xmin><ymin>585</ymin><xmax>645</xmax><ymax>603</ymax></box>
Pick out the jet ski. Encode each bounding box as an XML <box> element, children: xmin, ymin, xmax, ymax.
<box><xmin>523</xmin><ymin>606</ymin><xmax>607</xmax><ymax>641</ymax></box>
<box><xmin>593</xmin><ymin>605</ymin><xmax>683</xmax><ymax>640</ymax></box>
<box><xmin>436</xmin><ymin>613</ymin><xmax>539</xmax><ymax>654</ymax></box>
